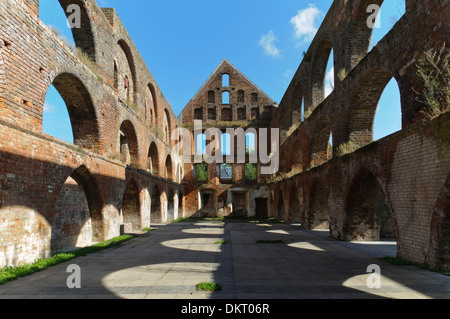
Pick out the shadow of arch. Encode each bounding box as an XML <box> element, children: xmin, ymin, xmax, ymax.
<box><xmin>51</xmin><ymin>165</ymin><xmax>103</xmax><ymax>254</ymax></box>
<box><xmin>47</xmin><ymin>72</ymin><xmax>100</xmax><ymax>151</ymax></box>
<box><xmin>343</xmin><ymin>169</ymin><xmax>396</xmax><ymax>242</ymax></box>
<box><xmin>121</xmin><ymin>178</ymin><xmax>141</xmax><ymax>231</ymax></box>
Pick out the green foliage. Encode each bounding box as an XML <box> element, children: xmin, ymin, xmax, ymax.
<box><xmin>336</xmin><ymin>141</ymin><xmax>360</xmax><ymax>157</ymax></box>
<box><xmin>196</xmin><ymin>282</ymin><xmax>222</xmax><ymax>292</ymax></box>
<box><xmin>195</xmin><ymin>164</ymin><xmax>208</xmax><ymax>181</ymax></box>
<box><xmin>214</xmin><ymin>240</ymin><xmax>227</xmax><ymax>245</ymax></box>
<box><xmin>415</xmin><ymin>42</ymin><xmax>450</xmax><ymax>119</ymax></box>
<box><xmin>244</xmin><ymin>163</ymin><xmax>257</xmax><ymax>181</ymax></box>
<box><xmin>0</xmin><ymin>235</ymin><xmax>134</xmax><ymax>285</ymax></box>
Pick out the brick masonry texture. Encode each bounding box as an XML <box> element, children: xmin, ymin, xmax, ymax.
<box><xmin>0</xmin><ymin>0</ymin><xmax>449</xmax><ymax>272</ymax></box>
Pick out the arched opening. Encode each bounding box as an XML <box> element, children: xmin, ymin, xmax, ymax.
<box><xmin>370</xmin><ymin>1</ymin><xmax>406</xmax><ymax>49</ymax></box>
<box><xmin>165</xmin><ymin>155</ymin><xmax>173</xmax><ymax>180</ymax></box>
<box><xmin>310</xmin><ymin>38</ymin><xmax>333</xmax><ymax>109</ymax></box>
<box><xmin>43</xmin><ymin>73</ymin><xmax>99</xmax><ymax>151</ymax></box>
<box><xmin>121</xmin><ymin>179</ymin><xmax>141</xmax><ymax>231</ymax></box>
<box><xmin>347</xmin><ymin>1</ymin><xmax>406</xmax><ymax>69</ymax></box>
<box><xmin>344</xmin><ymin>171</ymin><xmax>395</xmax><ymax>242</ymax></box>
<box><xmin>40</xmin><ymin>0</ymin><xmax>97</xmax><ymax>60</ymax></box>
<box><xmin>163</xmin><ymin>109</ymin><xmax>171</xmax><ymax>144</ymax></box>
<box><xmin>200</xmin><ymin>189</ymin><xmax>218</xmax><ymax>217</ymax></box>
<box><xmin>167</xmin><ymin>190</ymin><xmax>175</xmax><ymax>222</ymax></box>
<box><xmin>119</xmin><ymin>120</ymin><xmax>139</xmax><ymax>167</ymax></box>
<box><xmin>245</xmin><ymin>132</ymin><xmax>256</xmax><ymax>156</ymax></box>
<box><xmin>325</xmin><ymin>49</ymin><xmax>334</xmax><ymax>98</ymax></box>
<box><xmin>43</xmin><ymin>85</ymin><xmax>74</xmax><ymax>144</ymax></box>
<box><xmin>222</xmin><ymin>91</ymin><xmax>230</xmax><ymax>105</ymax></box>
<box><xmin>196</xmin><ymin>133</ymin><xmax>207</xmax><ymax>155</ymax></box>
<box><xmin>347</xmin><ymin>69</ymin><xmax>401</xmax><ymax>148</ymax></box>
<box><xmin>308</xmin><ymin>182</ymin><xmax>330</xmax><ymax>230</ymax></box>
<box><xmin>147</xmin><ymin>142</ymin><xmax>159</xmax><ymax>176</ymax></box>
<box><xmin>222</xmin><ymin>74</ymin><xmax>230</xmax><ymax>87</ymax></box>
<box><xmin>51</xmin><ymin>166</ymin><xmax>103</xmax><ymax>254</ymax></box>
<box><xmin>116</xmin><ymin>40</ymin><xmax>136</xmax><ymax>104</ymax></box>
<box><xmin>146</xmin><ymin>84</ymin><xmax>157</xmax><ymax>125</ymax></box>
<box><xmin>151</xmin><ymin>186</ymin><xmax>162</xmax><ymax>224</ymax></box>
<box><xmin>222</xmin><ymin>133</ymin><xmax>231</xmax><ymax>156</ymax></box>
<box><xmin>374</xmin><ymin>78</ymin><xmax>402</xmax><ymax>140</ymax></box>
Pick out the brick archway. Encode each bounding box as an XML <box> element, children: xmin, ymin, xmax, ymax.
<box><xmin>46</xmin><ymin>72</ymin><xmax>100</xmax><ymax>151</ymax></box>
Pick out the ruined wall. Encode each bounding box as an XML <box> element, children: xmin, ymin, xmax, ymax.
<box><xmin>270</xmin><ymin>0</ymin><xmax>449</xmax><ymax>270</ymax></box>
<box><xmin>181</xmin><ymin>59</ymin><xmax>276</xmax><ymax>218</ymax></box>
<box><xmin>0</xmin><ymin>0</ymin><xmax>183</xmax><ymax>267</ymax></box>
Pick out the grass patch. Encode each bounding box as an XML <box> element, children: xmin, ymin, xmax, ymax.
<box><xmin>196</xmin><ymin>282</ymin><xmax>222</xmax><ymax>292</ymax></box>
<box><xmin>214</xmin><ymin>240</ymin><xmax>227</xmax><ymax>245</ymax></box>
<box><xmin>256</xmin><ymin>240</ymin><xmax>285</xmax><ymax>244</ymax></box>
<box><xmin>0</xmin><ymin>235</ymin><xmax>134</xmax><ymax>285</ymax></box>
<box><xmin>142</xmin><ymin>228</ymin><xmax>156</xmax><ymax>232</ymax></box>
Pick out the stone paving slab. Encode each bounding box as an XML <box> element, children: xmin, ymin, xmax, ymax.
<box><xmin>0</xmin><ymin>222</ymin><xmax>449</xmax><ymax>299</ymax></box>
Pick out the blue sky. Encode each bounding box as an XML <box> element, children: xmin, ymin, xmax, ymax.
<box><xmin>40</xmin><ymin>0</ymin><xmax>405</xmax><ymax>144</ymax></box>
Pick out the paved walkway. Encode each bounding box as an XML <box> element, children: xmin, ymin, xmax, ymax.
<box><xmin>0</xmin><ymin>221</ymin><xmax>449</xmax><ymax>299</ymax></box>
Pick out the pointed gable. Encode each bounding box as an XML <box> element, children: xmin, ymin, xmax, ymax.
<box><xmin>181</xmin><ymin>58</ymin><xmax>277</xmax><ymax>125</ymax></box>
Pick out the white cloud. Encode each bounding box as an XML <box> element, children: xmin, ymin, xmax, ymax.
<box><xmin>325</xmin><ymin>67</ymin><xmax>334</xmax><ymax>98</ymax></box>
<box><xmin>259</xmin><ymin>30</ymin><xmax>280</xmax><ymax>57</ymax></box>
<box><xmin>43</xmin><ymin>101</ymin><xmax>55</xmax><ymax>114</ymax></box>
<box><xmin>290</xmin><ymin>4</ymin><xmax>322</xmax><ymax>42</ymax></box>
<box><xmin>283</xmin><ymin>69</ymin><xmax>293</xmax><ymax>79</ymax></box>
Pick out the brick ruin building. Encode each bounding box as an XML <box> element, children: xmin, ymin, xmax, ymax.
<box><xmin>180</xmin><ymin>58</ymin><xmax>277</xmax><ymax>219</ymax></box>
<box><xmin>0</xmin><ymin>0</ymin><xmax>449</xmax><ymax>271</ymax></box>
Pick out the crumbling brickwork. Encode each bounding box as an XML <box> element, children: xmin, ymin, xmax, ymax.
<box><xmin>0</xmin><ymin>0</ymin><xmax>448</xmax><ymax>273</ymax></box>
<box><xmin>270</xmin><ymin>0</ymin><xmax>450</xmax><ymax>271</ymax></box>
<box><xmin>180</xmin><ymin>59</ymin><xmax>277</xmax><ymax>219</ymax></box>
<box><xmin>0</xmin><ymin>0</ymin><xmax>183</xmax><ymax>266</ymax></box>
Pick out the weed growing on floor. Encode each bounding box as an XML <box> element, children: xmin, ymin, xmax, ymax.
<box><xmin>196</xmin><ymin>282</ymin><xmax>222</xmax><ymax>292</ymax></box>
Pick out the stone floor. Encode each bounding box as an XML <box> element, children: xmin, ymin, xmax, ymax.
<box><xmin>0</xmin><ymin>221</ymin><xmax>449</xmax><ymax>299</ymax></box>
